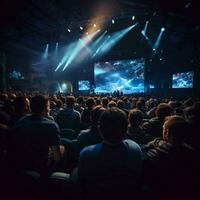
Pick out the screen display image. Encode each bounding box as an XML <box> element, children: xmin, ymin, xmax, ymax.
<box><xmin>78</xmin><ymin>80</ymin><xmax>90</xmax><ymax>91</ymax></box>
<box><xmin>94</xmin><ymin>59</ymin><xmax>145</xmax><ymax>94</ymax></box>
<box><xmin>172</xmin><ymin>71</ymin><xmax>194</xmax><ymax>88</ymax></box>
<box><xmin>9</xmin><ymin>70</ymin><xmax>24</xmax><ymax>80</ymax></box>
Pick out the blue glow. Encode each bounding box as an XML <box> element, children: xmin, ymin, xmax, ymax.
<box><xmin>55</xmin><ymin>42</ymin><xmax>76</xmax><ymax>71</ymax></box>
<box><xmin>142</xmin><ymin>21</ymin><xmax>149</xmax><ymax>35</ymax></box>
<box><xmin>55</xmin><ymin>42</ymin><xmax>58</xmax><ymax>56</ymax></box>
<box><xmin>92</xmin><ymin>35</ymin><xmax>110</xmax><ymax>58</ymax></box>
<box><xmin>43</xmin><ymin>44</ymin><xmax>49</xmax><ymax>59</ymax></box>
<box><xmin>172</xmin><ymin>71</ymin><xmax>194</xmax><ymax>88</ymax></box>
<box><xmin>67</xmin><ymin>29</ymin><xmax>71</xmax><ymax>32</ymax></box>
<box><xmin>62</xmin><ymin>30</ymin><xmax>100</xmax><ymax>71</ymax></box>
<box><xmin>149</xmin><ymin>84</ymin><xmax>155</xmax><ymax>89</ymax></box>
<box><xmin>91</xmin><ymin>31</ymin><xmax>107</xmax><ymax>56</ymax></box>
<box><xmin>97</xmin><ymin>23</ymin><xmax>138</xmax><ymax>57</ymax></box>
<box><xmin>78</xmin><ymin>80</ymin><xmax>90</xmax><ymax>91</ymax></box>
<box><xmin>94</xmin><ymin>58</ymin><xmax>145</xmax><ymax>94</ymax></box>
<box><xmin>161</xmin><ymin>27</ymin><xmax>165</xmax><ymax>32</ymax></box>
<box><xmin>153</xmin><ymin>29</ymin><xmax>165</xmax><ymax>52</ymax></box>
<box><xmin>9</xmin><ymin>70</ymin><xmax>24</xmax><ymax>80</ymax></box>
<box><xmin>141</xmin><ymin>21</ymin><xmax>153</xmax><ymax>47</ymax></box>
<box><xmin>62</xmin><ymin>83</ymin><xmax>67</xmax><ymax>90</ymax></box>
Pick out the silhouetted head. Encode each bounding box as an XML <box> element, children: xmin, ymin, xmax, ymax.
<box><xmin>66</xmin><ymin>96</ymin><xmax>76</xmax><ymax>108</ymax></box>
<box><xmin>156</xmin><ymin>103</ymin><xmax>173</xmax><ymax>120</ymax></box>
<box><xmin>99</xmin><ymin>107</ymin><xmax>128</xmax><ymax>144</ymax></box>
<box><xmin>163</xmin><ymin>115</ymin><xmax>189</xmax><ymax>144</ymax></box>
<box><xmin>30</xmin><ymin>95</ymin><xmax>49</xmax><ymax>115</ymax></box>
<box><xmin>128</xmin><ymin>109</ymin><xmax>143</xmax><ymax>128</ymax></box>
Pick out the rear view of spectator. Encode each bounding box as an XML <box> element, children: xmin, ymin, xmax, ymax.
<box><xmin>142</xmin><ymin>103</ymin><xmax>173</xmax><ymax>140</ymax></box>
<box><xmin>10</xmin><ymin>96</ymin><xmax>31</xmax><ymax>126</ymax></box>
<box><xmin>10</xmin><ymin>95</ymin><xmax>61</xmax><ymax>177</ymax></box>
<box><xmin>57</xmin><ymin>96</ymin><xmax>81</xmax><ymax>131</ymax></box>
<box><xmin>102</xmin><ymin>97</ymin><xmax>109</xmax><ymax>108</ymax></box>
<box><xmin>142</xmin><ymin>115</ymin><xmax>198</xmax><ymax>200</ymax></box>
<box><xmin>77</xmin><ymin>105</ymin><xmax>105</xmax><ymax>152</ymax></box>
<box><xmin>77</xmin><ymin>108</ymin><xmax>143</xmax><ymax>198</ymax></box>
<box><xmin>117</xmin><ymin>100</ymin><xmax>129</xmax><ymax>116</ymax></box>
<box><xmin>126</xmin><ymin>109</ymin><xmax>147</xmax><ymax>144</ymax></box>
<box><xmin>81</xmin><ymin>97</ymin><xmax>95</xmax><ymax>126</ymax></box>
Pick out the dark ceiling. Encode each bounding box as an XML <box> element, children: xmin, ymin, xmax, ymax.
<box><xmin>1</xmin><ymin>0</ymin><xmax>199</xmax><ymax>44</ymax></box>
<box><xmin>0</xmin><ymin>0</ymin><xmax>199</xmax><ymax>73</ymax></box>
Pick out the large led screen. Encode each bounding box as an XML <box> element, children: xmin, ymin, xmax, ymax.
<box><xmin>78</xmin><ymin>80</ymin><xmax>90</xmax><ymax>91</ymax></box>
<box><xmin>94</xmin><ymin>59</ymin><xmax>145</xmax><ymax>94</ymax></box>
<box><xmin>172</xmin><ymin>71</ymin><xmax>194</xmax><ymax>88</ymax></box>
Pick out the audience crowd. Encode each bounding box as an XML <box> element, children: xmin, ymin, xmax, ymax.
<box><xmin>0</xmin><ymin>91</ymin><xmax>199</xmax><ymax>199</ymax></box>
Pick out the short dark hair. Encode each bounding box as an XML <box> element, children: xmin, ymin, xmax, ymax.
<box><xmin>30</xmin><ymin>95</ymin><xmax>48</xmax><ymax>114</ymax></box>
<box><xmin>99</xmin><ymin>108</ymin><xmax>128</xmax><ymax>144</ymax></box>
<box><xmin>56</xmin><ymin>99</ymin><xmax>63</xmax><ymax>108</ymax></box>
<box><xmin>117</xmin><ymin>100</ymin><xmax>125</xmax><ymax>109</ymax></box>
<box><xmin>108</xmin><ymin>100</ymin><xmax>117</xmax><ymax>108</ymax></box>
<box><xmin>66</xmin><ymin>96</ymin><xmax>75</xmax><ymax>107</ymax></box>
<box><xmin>102</xmin><ymin>97</ymin><xmax>109</xmax><ymax>107</ymax></box>
<box><xmin>156</xmin><ymin>103</ymin><xmax>173</xmax><ymax>119</ymax></box>
<box><xmin>86</xmin><ymin>97</ymin><xmax>96</xmax><ymax>108</ymax></box>
<box><xmin>129</xmin><ymin>109</ymin><xmax>143</xmax><ymax>127</ymax></box>
<box><xmin>91</xmin><ymin>105</ymin><xmax>105</xmax><ymax>125</ymax></box>
<box><xmin>164</xmin><ymin>115</ymin><xmax>189</xmax><ymax>143</ymax></box>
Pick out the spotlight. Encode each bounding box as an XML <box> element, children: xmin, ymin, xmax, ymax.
<box><xmin>62</xmin><ymin>83</ymin><xmax>67</xmax><ymax>90</ymax></box>
<box><xmin>93</xmin><ymin>24</ymin><xmax>96</xmax><ymax>27</ymax></box>
<box><xmin>67</xmin><ymin>29</ymin><xmax>71</xmax><ymax>32</ymax></box>
<box><xmin>153</xmin><ymin>48</ymin><xmax>156</xmax><ymax>51</ymax></box>
<box><xmin>160</xmin><ymin>58</ymin><xmax>163</xmax><ymax>61</ymax></box>
<box><xmin>80</xmin><ymin>26</ymin><xmax>83</xmax><ymax>30</ymax></box>
<box><xmin>112</xmin><ymin>19</ymin><xmax>115</xmax><ymax>24</ymax></box>
<box><xmin>132</xmin><ymin>16</ymin><xmax>135</xmax><ymax>20</ymax></box>
<box><xmin>86</xmin><ymin>32</ymin><xmax>89</xmax><ymax>35</ymax></box>
<box><xmin>141</xmin><ymin>30</ymin><xmax>145</xmax><ymax>35</ymax></box>
<box><xmin>161</xmin><ymin>27</ymin><xmax>165</xmax><ymax>32</ymax></box>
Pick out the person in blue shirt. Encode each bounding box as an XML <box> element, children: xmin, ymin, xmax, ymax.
<box><xmin>77</xmin><ymin>107</ymin><xmax>143</xmax><ymax>197</ymax></box>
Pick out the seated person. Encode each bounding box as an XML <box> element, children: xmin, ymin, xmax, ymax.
<box><xmin>142</xmin><ymin>103</ymin><xmax>173</xmax><ymax>140</ymax></box>
<box><xmin>126</xmin><ymin>109</ymin><xmax>148</xmax><ymax>144</ymax></box>
<box><xmin>81</xmin><ymin>97</ymin><xmax>96</xmax><ymax>126</ymax></box>
<box><xmin>142</xmin><ymin>115</ymin><xmax>198</xmax><ymax>200</ymax></box>
<box><xmin>10</xmin><ymin>96</ymin><xmax>31</xmax><ymax>126</ymax></box>
<box><xmin>77</xmin><ymin>105</ymin><xmax>105</xmax><ymax>152</ymax></box>
<box><xmin>77</xmin><ymin>108</ymin><xmax>143</xmax><ymax>197</ymax></box>
<box><xmin>57</xmin><ymin>96</ymin><xmax>81</xmax><ymax>131</ymax></box>
<box><xmin>10</xmin><ymin>95</ymin><xmax>61</xmax><ymax>177</ymax></box>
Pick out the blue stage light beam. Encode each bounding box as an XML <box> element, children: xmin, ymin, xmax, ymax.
<box><xmin>54</xmin><ymin>42</ymin><xmax>58</xmax><ymax>57</ymax></box>
<box><xmin>141</xmin><ymin>21</ymin><xmax>153</xmax><ymax>47</ymax></box>
<box><xmin>97</xmin><ymin>23</ymin><xmax>138</xmax><ymax>56</ymax></box>
<box><xmin>153</xmin><ymin>27</ymin><xmax>165</xmax><ymax>52</ymax></box>
<box><xmin>143</xmin><ymin>21</ymin><xmax>149</xmax><ymax>35</ymax></box>
<box><xmin>91</xmin><ymin>30</ymin><xmax>107</xmax><ymax>53</ymax></box>
<box><xmin>54</xmin><ymin>42</ymin><xmax>76</xmax><ymax>71</ymax></box>
<box><xmin>43</xmin><ymin>44</ymin><xmax>49</xmax><ymax>59</ymax></box>
<box><xmin>92</xmin><ymin>35</ymin><xmax>111</xmax><ymax>58</ymax></box>
<box><xmin>79</xmin><ymin>38</ymin><xmax>91</xmax><ymax>54</ymax></box>
<box><xmin>62</xmin><ymin>30</ymin><xmax>100</xmax><ymax>71</ymax></box>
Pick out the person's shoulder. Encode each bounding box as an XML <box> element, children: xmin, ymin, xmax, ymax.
<box><xmin>78</xmin><ymin>129</ymin><xmax>91</xmax><ymax>138</ymax></box>
<box><xmin>14</xmin><ymin>114</ymin><xmax>31</xmax><ymax>126</ymax></box>
<box><xmin>123</xmin><ymin>139</ymin><xmax>141</xmax><ymax>150</ymax></box>
<box><xmin>42</xmin><ymin>117</ymin><xmax>60</xmax><ymax>128</ymax></box>
<box><xmin>80</xmin><ymin>143</ymin><xmax>102</xmax><ymax>157</ymax></box>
